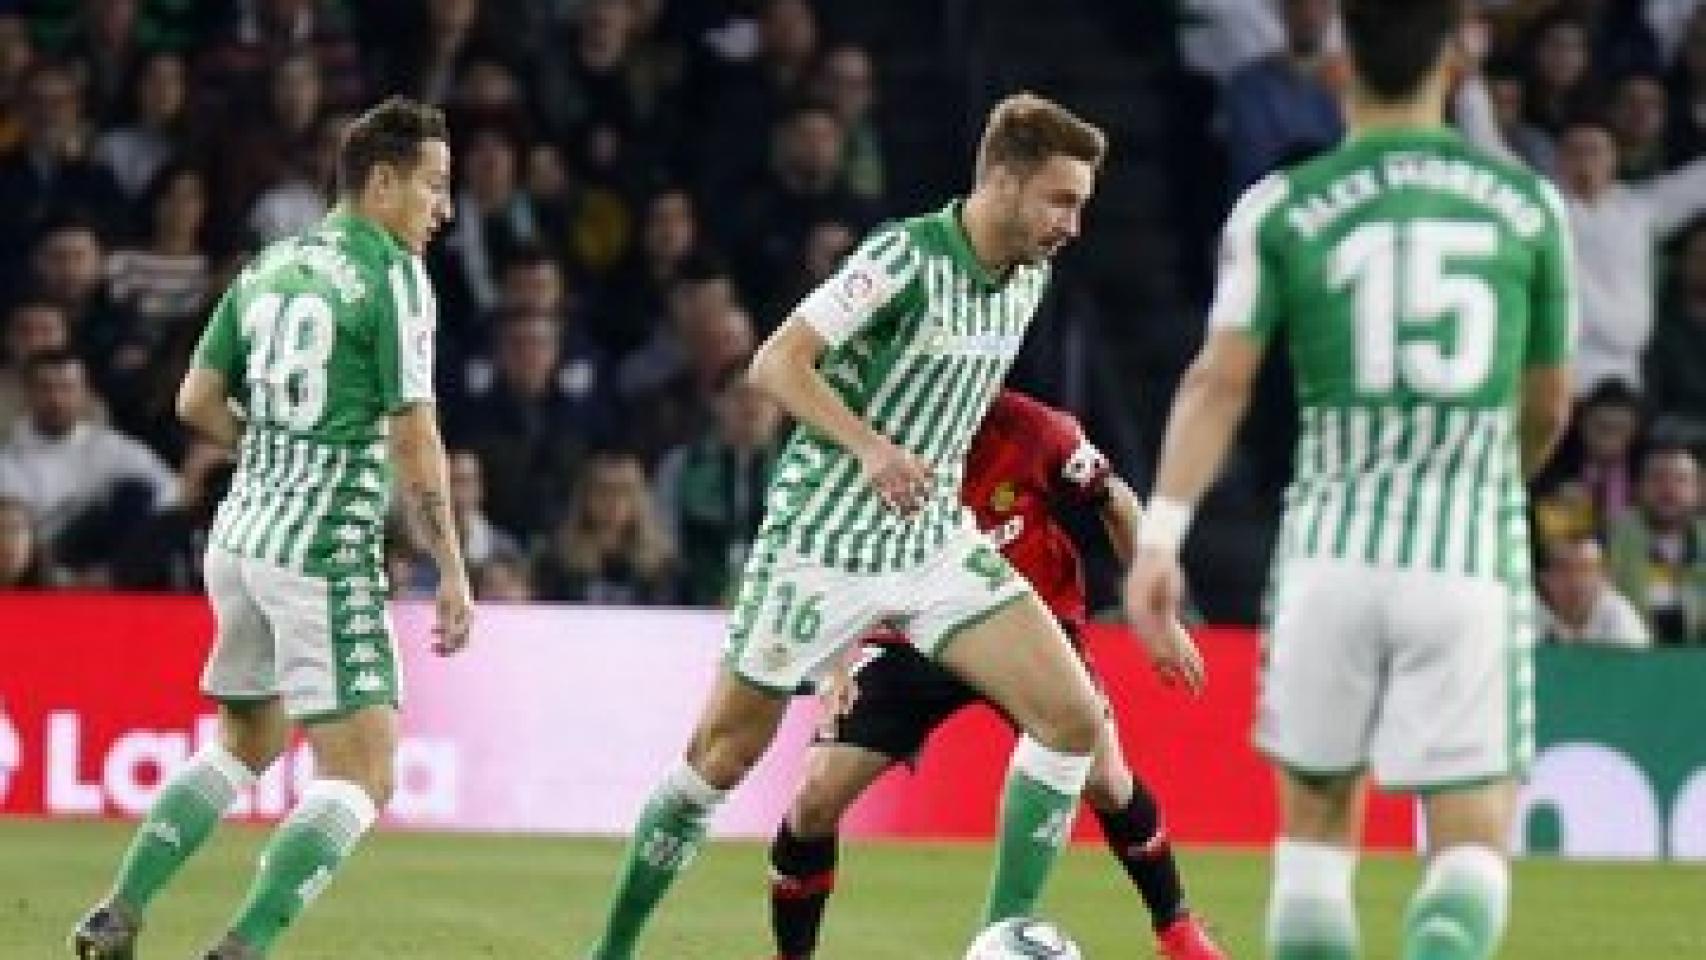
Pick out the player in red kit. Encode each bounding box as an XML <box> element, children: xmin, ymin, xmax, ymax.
<box><xmin>766</xmin><ymin>389</ymin><xmax>1225</xmax><ymax>959</ymax></box>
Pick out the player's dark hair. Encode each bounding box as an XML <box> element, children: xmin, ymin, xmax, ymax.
<box><xmin>1341</xmin><ymin>0</ymin><xmax>1461</xmax><ymax>102</ymax></box>
<box><xmin>337</xmin><ymin>96</ymin><xmax>448</xmax><ymax>197</ymax></box>
<box><xmin>975</xmin><ymin>92</ymin><xmax>1106</xmax><ymax>181</ymax></box>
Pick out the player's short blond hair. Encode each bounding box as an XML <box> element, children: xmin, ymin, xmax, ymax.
<box><xmin>975</xmin><ymin>93</ymin><xmax>1106</xmax><ymax>181</ymax></box>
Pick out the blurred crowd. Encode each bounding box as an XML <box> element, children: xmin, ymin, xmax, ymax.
<box><xmin>0</xmin><ymin>0</ymin><xmax>1702</xmax><ymax>649</ymax></box>
<box><xmin>0</xmin><ymin>0</ymin><xmax>883</xmax><ymax>608</ymax></box>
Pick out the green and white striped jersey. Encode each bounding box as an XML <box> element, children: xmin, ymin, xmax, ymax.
<box><xmin>192</xmin><ymin>210</ymin><xmax>436</xmax><ymax>578</ymax></box>
<box><xmin>1212</xmin><ymin>127</ymin><xmax>1576</xmax><ymax>580</ymax></box>
<box><xmin>762</xmin><ymin>200</ymin><xmax>1051</xmax><ymax>573</ymax></box>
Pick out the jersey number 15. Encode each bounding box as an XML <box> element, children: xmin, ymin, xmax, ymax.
<box><xmin>1329</xmin><ymin>219</ymin><xmax>1499</xmax><ymax>398</ymax></box>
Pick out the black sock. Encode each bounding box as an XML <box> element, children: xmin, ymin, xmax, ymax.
<box><xmin>768</xmin><ymin>821</ymin><xmax>839</xmax><ymax>958</ymax></box>
<box><xmin>1094</xmin><ymin>779</ymin><xmax>1186</xmax><ymax>931</ymax></box>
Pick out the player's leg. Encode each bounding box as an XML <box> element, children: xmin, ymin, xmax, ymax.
<box><xmin>771</xmin><ymin>643</ymin><xmax>971</xmax><ymax>958</ymax></box>
<box><xmin>1081</xmin><ymin>718</ymin><xmax>1223</xmax><ymax>958</ymax></box>
<box><xmin>1403</xmin><ymin>783</ymin><xmax>1516</xmax><ymax>960</ymax></box>
<box><xmin>913</xmin><ymin>537</ymin><xmax>1102</xmax><ymax>923</ymax></box>
<box><xmin>1380</xmin><ymin>573</ymin><xmax>1528</xmax><ymax>960</ymax></box>
<box><xmin>209</xmin><ymin>559</ymin><xmax>402</xmax><ymax>957</ymax></box>
<box><xmin>591</xmin><ymin>544</ymin><xmax>871</xmax><ymax>959</ymax></box>
<box><xmin>1256</xmin><ymin>558</ymin><xmax>1384</xmax><ymax>959</ymax></box>
<box><xmin>770</xmin><ymin>744</ymin><xmax>891</xmax><ymax>959</ymax></box>
<box><xmin>72</xmin><ymin>549</ymin><xmax>287</xmax><ymax>959</ymax></box>
<box><xmin>590</xmin><ymin>671</ymin><xmax>790</xmax><ymax>960</ymax></box>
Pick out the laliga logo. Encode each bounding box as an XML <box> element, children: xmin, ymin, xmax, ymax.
<box><xmin>0</xmin><ymin>701</ymin><xmax>19</xmax><ymax>803</ymax></box>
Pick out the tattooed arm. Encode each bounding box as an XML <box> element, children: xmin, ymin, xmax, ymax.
<box><xmin>389</xmin><ymin>403</ymin><xmax>473</xmax><ymax>654</ymax></box>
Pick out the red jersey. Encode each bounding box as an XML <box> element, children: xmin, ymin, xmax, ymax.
<box><xmin>962</xmin><ymin>389</ymin><xmax>1112</xmax><ymax>628</ymax></box>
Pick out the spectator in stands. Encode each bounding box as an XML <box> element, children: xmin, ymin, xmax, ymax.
<box><xmin>106</xmin><ymin>163</ymin><xmax>211</xmax><ymax>330</ymax></box>
<box><xmin>1524</xmin><ymin>13</ymin><xmax>1594</xmax><ymax>136</ymax></box>
<box><xmin>763</xmin><ymin>217</ymin><xmax>854</xmax><ymax>331</ymax></box>
<box><xmin>1607</xmin><ymin>446</ymin><xmax>1706</xmax><ymax>645</ymax></box>
<box><xmin>691</xmin><ymin>0</ymin><xmax>822</xmax><ymax>217</ymax></box>
<box><xmin>1553</xmin><ymin>113</ymin><xmax>1706</xmax><ymax>392</ymax></box>
<box><xmin>0</xmin><ymin>493</ymin><xmax>50</xmax><ymax>588</ymax></box>
<box><xmin>0</xmin><ymin>59</ymin><xmax>128</xmax><ymax>265</ymax></box>
<box><xmin>61</xmin><ymin>0</ymin><xmax>149</xmax><ymax>124</ymax></box>
<box><xmin>448</xmin><ymin>449</ymin><xmax>519</xmax><ymax>568</ymax></box>
<box><xmin>533</xmin><ymin>450</ymin><xmax>677</xmax><ymax>605</ymax></box>
<box><xmin>198</xmin><ymin>0</ymin><xmax>365</xmax><ymax>113</ymax></box>
<box><xmin>247</xmin><ymin>109</ymin><xmax>346</xmax><ymax>243</ymax></box>
<box><xmin>108</xmin><ymin>440</ymin><xmax>233</xmax><ymax>591</ymax></box>
<box><xmin>0</xmin><ymin>14</ymin><xmax>34</xmax><ymax>154</ymax></box>
<box><xmin>654</xmin><ymin>365</ymin><xmax>783</xmax><ymax>606</ymax></box>
<box><xmin>375</xmin><ymin>0</ymin><xmax>490</xmax><ymax>107</ymax></box>
<box><xmin>0</xmin><ymin>299</ymin><xmax>72</xmax><ymax>439</ymax></box>
<box><xmin>1610</xmin><ymin>70</ymin><xmax>1674</xmax><ymax>180</ymax></box>
<box><xmin>533</xmin><ymin>0</ymin><xmax>679</xmax><ymax>154</ymax></box>
<box><xmin>1480</xmin><ymin>56</ymin><xmax>1557</xmax><ymax>171</ymax></box>
<box><xmin>527</xmin><ymin>137</ymin><xmax>635</xmax><ymax>282</ymax></box>
<box><xmin>1540</xmin><ymin>537</ymin><xmax>1652</xmax><ymax>647</ymax></box>
<box><xmin>810</xmin><ymin>42</ymin><xmax>884</xmax><ymax>202</ymax></box>
<box><xmin>730</xmin><ymin>101</ymin><xmax>877</xmax><ymax>308</ymax></box>
<box><xmin>1221</xmin><ymin>0</ymin><xmax>1343</xmax><ymax>193</ymax></box>
<box><xmin>215</xmin><ymin>50</ymin><xmax>325</xmax><ymax>234</ymax></box>
<box><xmin>448</xmin><ymin>312</ymin><xmax>602</xmax><ymax>538</ymax></box>
<box><xmin>25</xmin><ymin>216</ymin><xmax>137</xmax><ymax>381</ymax></box>
<box><xmin>597</xmin><ymin>185</ymin><xmax>703</xmax><ymax>356</ymax></box>
<box><xmin>435</xmin><ymin>124</ymin><xmax>540</xmax><ymax>319</ymax></box>
<box><xmin>473</xmin><ymin>549</ymin><xmax>534</xmax><ymax>602</ymax></box>
<box><xmin>1534</xmin><ymin>380</ymin><xmax>1647</xmax><ymax>544</ymax></box>
<box><xmin>1646</xmin><ymin>219</ymin><xmax>1706</xmax><ymax>420</ymax></box>
<box><xmin>93</xmin><ymin>50</ymin><xmax>193</xmax><ymax>199</ymax></box>
<box><xmin>1665</xmin><ymin>4</ymin><xmax>1706</xmax><ymax>161</ymax></box>
<box><xmin>0</xmin><ymin>351</ymin><xmax>173</xmax><ymax>550</ymax></box>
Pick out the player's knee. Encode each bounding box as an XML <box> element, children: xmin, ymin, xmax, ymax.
<box><xmin>686</xmin><ymin>731</ymin><xmax>765</xmax><ymax>789</ymax></box>
<box><xmin>1030</xmin><ymin>696</ymin><xmax>1102</xmax><ymax>755</ymax></box>
<box><xmin>789</xmin><ymin>781</ymin><xmax>853</xmax><ymax>837</ymax></box>
<box><xmin>1082</xmin><ymin>764</ymin><xmax>1132</xmax><ymax>812</ymax></box>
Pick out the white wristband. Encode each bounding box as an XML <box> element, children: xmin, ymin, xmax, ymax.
<box><xmin>1137</xmin><ymin>497</ymin><xmax>1194</xmax><ymax>552</ymax></box>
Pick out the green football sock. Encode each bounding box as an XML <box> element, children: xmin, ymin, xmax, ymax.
<box><xmin>588</xmin><ymin>762</ymin><xmax>726</xmax><ymax>960</ymax></box>
<box><xmin>982</xmin><ymin>736</ymin><xmax>1092</xmax><ymax>924</ymax></box>
<box><xmin>1268</xmin><ymin>839</ymin><xmax>1360</xmax><ymax>959</ymax></box>
<box><xmin>227</xmin><ymin>779</ymin><xmax>377</xmax><ymax>955</ymax></box>
<box><xmin>1402</xmin><ymin>846</ymin><xmax>1508</xmax><ymax>960</ymax></box>
<box><xmin>112</xmin><ymin>744</ymin><xmax>256</xmax><ymax>912</ymax></box>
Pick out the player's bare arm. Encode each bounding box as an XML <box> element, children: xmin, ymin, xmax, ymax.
<box><xmin>748</xmin><ymin>317</ymin><xmax>932</xmax><ymax>514</ymax></box>
<box><xmin>1520</xmin><ymin>365</ymin><xmax>1572</xmax><ymax>479</ymax></box>
<box><xmin>390</xmin><ymin>403</ymin><xmax>473</xmax><ymax>655</ymax></box>
<box><xmin>1123</xmin><ymin>330</ymin><xmax>1263</xmax><ymax>648</ymax></box>
<box><xmin>175</xmin><ymin>368</ymin><xmax>243</xmax><ymax>449</ymax></box>
<box><xmin>1102</xmin><ymin>476</ymin><xmax>1207</xmax><ymax>693</ymax></box>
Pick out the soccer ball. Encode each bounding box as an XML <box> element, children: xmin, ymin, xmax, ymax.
<box><xmin>964</xmin><ymin>917</ymin><xmax>1084</xmax><ymax>959</ymax></box>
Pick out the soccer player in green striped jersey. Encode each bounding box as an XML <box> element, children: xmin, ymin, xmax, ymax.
<box><xmin>71</xmin><ymin>98</ymin><xmax>473</xmax><ymax>960</ymax></box>
<box><xmin>586</xmin><ymin>94</ymin><xmax>1150</xmax><ymax>959</ymax></box>
<box><xmin>1125</xmin><ymin>3</ymin><xmax>1576</xmax><ymax>959</ymax></box>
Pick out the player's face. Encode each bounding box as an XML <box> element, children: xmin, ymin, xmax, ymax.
<box><xmin>391</xmin><ymin>139</ymin><xmax>453</xmax><ymax>255</ymax></box>
<box><xmin>1000</xmin><ymin>155</ymin><xmax>1095</xmax><ymax>265</ymax></box>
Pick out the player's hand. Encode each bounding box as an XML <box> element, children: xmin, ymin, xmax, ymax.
<box><xmin>1146</xmin><ymin>618</ymin><xmax>1207</xmax><ymax>696</ymax></box>
<box><xmin>856</xmin><ymin>436</ymin><xmax>933</xmax><ymax>515</ymax></box>
<box><xmin>432</xmin><ymin>575</ymin><xmax>473</xmax><ymax>656</ymax></box>
<box><xmin>1123</xmin><ymin>547</ymin><xmax>1193</xmax><ymax>684</ymax></box>
<box><xmin>816</xmin><ymin>665</ymin><xmax>858</xmax><ymax>737</ymax></box>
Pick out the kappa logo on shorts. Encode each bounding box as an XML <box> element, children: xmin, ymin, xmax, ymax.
<box><xmin>343</xmin><ymin>588</ymin><xmax>378</xmax><ymax>611</ymax></box>
<box><xmin>348</xmin><ymin>672</ymin><xmax>388</xmax><ymax>694</ymax></box>
<box><xmin>333</xmin><ymin>524</ymin><xmax>365</xmax><ymax>544</ymax></box>
<box><xmin>331</xmin><ymin>547</ymin><xmax>363</xmax><ymax>566</ymax></box>
<box><xmin>344</xmin><ymin>499</ymin><xmax>380</xmax><ymax>522</ymax></box>
<box><xmin>345</xmin><ymin>643</ymin><xmax>382</xmax><ymax>665</ymax></box>
<box><xmin>761</xmin><ymin>644</ymin><xmax>791</xmax><ymax>672</ymax></box>
<box><xmin>345</xmin><ymin>613</ymin><xmax>383</xmax><ymax>636</ymax></box>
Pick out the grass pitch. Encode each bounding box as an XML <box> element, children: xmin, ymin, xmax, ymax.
<box><xmin>5</xmin><ymin>819</ymin><xmax>1701</xmax><ymax>957</ymax></box>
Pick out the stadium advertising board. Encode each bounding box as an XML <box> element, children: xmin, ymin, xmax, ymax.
<box><xmin>1</xmin><ymin>594</ymin><xmax>1697</xmax><ymax>858</ymax></box>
